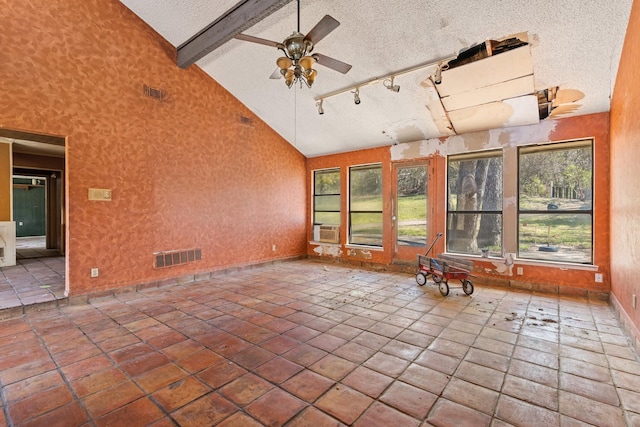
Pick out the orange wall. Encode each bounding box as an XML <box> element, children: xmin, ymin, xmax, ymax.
<box><xmin>610</xmin><ymin>0</ymin><xmax>640</xmax><ymax>340</ymax></box>
<box><xmin>0</xmin><ymin>143</ymin><xmax>10</xmax><ymax>221</ymax></box>
<box><xmin>308</xmin><ymin>113</ymin><xmax>610</xmax><ymax>293</ymax></box>
<box><xmin>0</xmin><ymin>0</ymin><xmax>307</xmax><ymax>295</ymax></box>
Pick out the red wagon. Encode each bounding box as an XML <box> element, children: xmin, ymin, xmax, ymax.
<box><xmin>415</xmin><ymin>233</ymin><xmax>475</xmax><ymax>297</ymax></box>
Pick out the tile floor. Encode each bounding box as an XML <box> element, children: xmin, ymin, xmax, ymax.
<box><xmin>1</xmin><ymin>260</ymin><xmax>639</xmax><ymax>426</ymax></box>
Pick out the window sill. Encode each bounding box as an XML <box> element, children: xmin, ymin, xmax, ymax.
<box><xmin>442</xmin><ymin>253</ymin><xmax>599</xmax><ymax>271</ymax></box>
<box><xmin>344</xmin><ymin>244</ymin><xmax>384</xmax><ymax>252</ymax></box>
<box><xmin>309</xmin><ymin>241</ymin><xmax>341</xmax><ymax>246</ymax></box>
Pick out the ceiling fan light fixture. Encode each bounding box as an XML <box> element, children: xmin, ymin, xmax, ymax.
<box><xmin>306</xmin><ymin>68</ymin><xmax>317</xmax><ymax>86</ymax></box>
<box><xmin>277</xmin><ymin>56</ymin><xmax>293</xmax><ymax>70</ymax></box>
<box><xmin>299</xmin><ymin>55</ymin><xmax>315</xmax><ymax>70</ymax></box>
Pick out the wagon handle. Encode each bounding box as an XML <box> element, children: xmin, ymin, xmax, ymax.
<box><xmin>425</xmin><ymin>233</ymin><xmax>443</xmax><ymax>256</ymax></box>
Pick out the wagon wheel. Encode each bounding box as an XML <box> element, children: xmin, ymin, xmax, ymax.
<box><xmin>462</xmin><ymin>279</ymin><xmax>474</xmax><ymax>295</ymax></box>
<box><xmin>416</xmin><ymin>272</ymin><xmax>427</xmax><ymax>286</ymax></box>
<box><xmin>439</xmin><ymin>281</ymin><xmax>449</xmax><ymax>296</ymax></box>
<box><xmin>432</xmin><ymin>274</ymin><xmax>442</xmax><ymax>284</ymax></box>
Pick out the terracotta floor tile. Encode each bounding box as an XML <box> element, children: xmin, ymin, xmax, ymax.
<box><xmin>83</xmin><ymin>380</ymin><xmax>145</xmax><ymax>419</ymax></box>
<box><xmin>230</xmin><ymin>345</ymin><xmax>276</xmax><ymax>369</ymax></box>
<box><xmin>217</xmin><ymin>412</ymin><xmax>264</xmax><ymax>427</ymax></box>
<box><xmin>379</xmin><ymin>380</ymin><xmax>436</xmax><ymax>419</ymax></box>
<box><xmin>146</xmin><ymin>330</ymin><xmax>187</xmax><ymax>349</ymax></box>
<box><xmin>3</xmin><ymin>369</ymin><xmax>63</xmax><ymax>403</ymax></box>
<box><xmin>333</xmin><ymin>341</ymin><xmax>376</xmax><ymax>364</ymax></box>
<box><xmin>161</xmin><ymin>339</ymin><xmax>204</xmax><ymax>361</ymax></box>
<box><xmin>20</xmin><ymin>402</ymin><xmax>88</xmax><ymax>427</ymax></box>
<box><xmin>254</xmin><ymin>356</ymin><xmax>304</xmax><ymax>383</ymax></box>
<box><xmin>6</xmin><ymin>384</ymin><xmax>75</xmax><ymax>425</ymax></box>
<box><xmin>178</xmin><ymin>348</ymin><xmax>225</xmax><ymax>373</ymax></box>
<box><xmin>326</xmin><ymin>323</ymin><xmax>362</xmax><ymax>340</ymax></box>
<box><xmin>282</xmin><ymin>369</ymin><xmax>335</xmax><ymax>402</ymax></box>
<box><xmin>427</xmin><ymin>398</ymin><xmax>492</xmax><ymax>427</ymax></box>
<box><xmin>152</xmin><ymin>376</ymin><xmax>210</xmax><ymax>412</ymax></box>
<box><xmin>171</xmin><ymin>392</ymin><xmax>237</xmax><ymax>427</ymax></box>
<box><xmin>219</xmin><ymin>373</ymin><xmax>274</xmax><ymax>406</ymax></box>
<box><xmin>198</xmin><ymin>360</ymin><xmax>248</xmax><ymax>388</ymax></box>
<box><xmin>502</xmin><ymin>374</ymin><xmax>558</xmax><ymax>411</ymax></box>
<box><xmin>414</xmin><ymin>349</ymin><xmax>460</xmax><ymax>375</ymax></box>
<box><xmin>341</xmin><ymin>366</ymin><xmax>394</xmax><ymax>398</ymax></box>
<box><xmin>560</xmin><ymin>357</ymin><xmax>612</xmax><ymax>383</ymax></box>
<box><xmin>315</xmin><ymin>384</ymin><xmax>374</xmax><ymax>425</ymax></box>
<box><xmin>442</xmin><ymin>377</ymin><xmax>498</xmax><ymax>415</ymax></box>
<box><xmin>513</xmin><ymin>346</ymin><xmax>559</xmax><ymax>369</ymax></box>
<box><xmin>455</xmin><ymin>361</ymin><xmax>505</xmax><ymax>391</ymax></box>
<box><xmin>351</xmin><ymin>331</ymin><xmax>391</xmax><ymax>350</ymax></box>
<box><xmin>428</xmin><ymin>337</ymin><xmax>470</xmax><ymax>358</ymax></box>
<box><xmin>362</xmin><ymin>352</ymin><xmax>409</xmax><ymax>377</ymax></box>
<box><xmin>395</xmin><ymin>329</ymin><xmax>435</xmax><ymax>348</ymax></box>
<box><xmin>245</xmin><ymin>388</ymin><xmax>307</xmax><ymax>426</ymax></box>
<box><xmin>0</xmin><ymin>357</ymin><xmax>57</xmax><ymax>386</ymax></box>
<box><xmin>508</xmin><ymin>359</ymin><xmax>558</xmax><ymax>388</ymax></box>
<box><xmin>134</xmin><ymin>363</ymin><xmax>189</xmax><ymax>393</ymax></box>
<box><xmin>259</xmin><ymin>334</ymin><xmax>299</xmax><ymax>355</ymax></box>
<box><xmin>95</xmin><ymin>397</ymin><xmax>164</xmax><ymax>427</ymax></box>
<box><xmin>310</xmin><ymin>354</ymin><xmax>357</xmax><ymax>381</ymax></box>
<box><xmin>495</xmin><ymin>394</ymin><xmax>560</xmax><ymax>426</ymax></box>
<box><xmin>398</xmin><ymin>363</ymin><xmax>451</xmax><ymax>395</ymax></box>
<box><xmin>380</xmin><ymin>339</ymin><xmax>422</xmax><ymax>361</ymax></box>
<box><xmin>70</xmin><ymin>367</ymin><xmax>128</xmax><ymax>398</ymax></box>
<box><xmin>307</xmin><ymin>332</ymin><xmax>348</xmax><ymax>352</ymax></box>
<box><xmin>287</xmin><ymin>406</ymin><xmax>346</xmax><ymax>427</ymax></box>
<box><xmin>353</xmin><ymin>402</ymin><xmax>420</xmax><ymax>427</ymax></box>
<box><xmin>121</xmin><ymin>352</ymin><xmax>170</xmax><ymax>377</ymax></box>
<box><xmin>560</xmin><ymin>372</ymin><xmax>619</xmax><ymax>406</ymax></box>
<box><xmin>285</xmin><ymin>325</ymin><xmax>323</xmax><ymax>342</ymax></box>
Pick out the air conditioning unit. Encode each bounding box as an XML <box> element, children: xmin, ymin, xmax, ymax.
<box><xmin>319</xmin><ymin>225</ymin><xmax>340</xmax><ymax>243</ymax></box>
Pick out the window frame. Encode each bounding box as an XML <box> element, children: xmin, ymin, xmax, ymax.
<box><xmin>312</xmin><ymin>168</ymin><xmax>341</xmax><ymax>226</ymax></box>
<box><xmin>348</xmin><ymin>163</ymin><xmax>383</xmax><ymax>247</ymax></box>
<box><xmin>516</xmin><ymin>139</ymin><xmax>594</xmax><ymax>265</ymax></box>
<box><xmin>446</xmin><ymin>150</ymin><xmax>503</xmax><ymax>257</ymax></box>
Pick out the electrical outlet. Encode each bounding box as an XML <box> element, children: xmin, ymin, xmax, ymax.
<box><xmin>633</xmin><ymin>294</ymin><xmax>637</xmax><ymax>309</ymax></box>
<box><xmin>272</xmin><ymin>244</ymin><xmax>276</xmax><ymax>252</ymax></box>
<box><xmin>595</xmin><ymin>273</ymin><xmax>603</xmax><ymax>283</ymax></box>
<box><xmin>91</xmin><ymin>268</ymin><xmax>99</xmax><ymax>278</ymax></box>
<box><xmin>517</xmin><ymin>267</ymin><xmax>523</xmax><ymax>275</ymax></box>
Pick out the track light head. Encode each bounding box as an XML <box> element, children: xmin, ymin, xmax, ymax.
<box><xmin>384</xmin><ymin>77</ymin><xmax>400</xmax><ymax>93</ymax></box>
<box><xmin>316</xmin><ymin>99</ymin><xmax>324</xmax><ymax>115</ymax></box>
<box><xmin>433</xmin><ymin>62</ymin><xmax>447</xmax><ymax>85</ymax></box>
<box><xmin>353</xmin><ymin>88</ymin><xmax>361</xmax><ymax>105</ymax></box>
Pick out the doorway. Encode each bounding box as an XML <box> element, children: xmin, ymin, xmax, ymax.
<box><xmin>0</xmin><ymin>128</ymin><xmax>66</xmax><ymax>308</ymax></box>
<box><xmin>393</xmin><ymin>161</ymin><xmax>431</xmax><ymax>261</ymax></box>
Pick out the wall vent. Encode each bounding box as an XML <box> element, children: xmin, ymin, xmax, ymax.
<box><xmin>319</xmin><ymin>225</ymin><xmax>340</xmax><ymax>243</ymax></box>
<box><xmin>154</xmin><ymin>248</ymin><xmax>201</xmax><ymax>268</ymax></box>
<box><xmin>143</xmin><ymin>84</ymin><xmax>166</xmax><ymax>100</ymax></box>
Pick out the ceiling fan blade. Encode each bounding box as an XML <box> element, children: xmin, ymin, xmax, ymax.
<box><xmin>269</xmin><ymin>68</ymin><xmax>282</xmax><ymax>79</ymax></box>
<box><xmin>304</xmin><ymin>15</ymin><xmax>340</xmax><ymax>45</ymax></box>
<box><xmin>314</xmin><ymin>53</ymin><xmax>352</xmax><ymax>74</ymax></box>
<box><xmin>235</xmin><ymin>33</ymin><xmax>281</xmax><ymax>48</ymax></box>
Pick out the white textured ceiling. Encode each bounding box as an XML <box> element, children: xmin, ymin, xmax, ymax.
<box><xmin>120</xmin><ymin>0</ymin><xmax>632</xmax><ymax>157</ymax></box>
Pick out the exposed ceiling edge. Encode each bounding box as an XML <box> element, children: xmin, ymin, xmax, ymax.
<box><xmin>177</xmin><ymin>0</ymin><xmax>293</xmax><ymax>68</ymax></box>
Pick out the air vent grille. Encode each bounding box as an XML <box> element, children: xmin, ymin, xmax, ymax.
<box><xmin>143</xmin><ymin>84</ymin><xmax>166</xmax><ymax>100</ymax></box>
<box><xmin>154</xmin><ymin>248</ymin><xmax>201</xmax><ymax>268</ymax></box>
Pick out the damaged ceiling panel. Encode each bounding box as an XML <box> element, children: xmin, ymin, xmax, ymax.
<box><xmin>429</xmin><ymin>34</ymin><xmax>542</xmax><ymax>135</ymax></box>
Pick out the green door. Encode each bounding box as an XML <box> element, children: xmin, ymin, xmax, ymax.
<box><xmin>13</xmin><ymin>178</ymin><xmax>46</xmax><ymax>237</ymax></box>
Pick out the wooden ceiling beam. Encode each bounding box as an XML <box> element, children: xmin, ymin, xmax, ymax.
<box><xmin>177</xmin><ymin>0</ymin><xmax>293</xmax><ymax>68</ymax></box>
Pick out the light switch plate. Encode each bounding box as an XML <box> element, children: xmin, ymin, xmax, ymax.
<box><xmin>88</xmin><ymin>188</ymin><xmax>112</xmax><ymax>201</ymax></box>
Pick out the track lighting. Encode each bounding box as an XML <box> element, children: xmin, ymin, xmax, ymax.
<box><xmin>316</xmin><ymin>99</ymin><xmax>324</xmax><ymax>115</ymax></box>
<box><xmin>433</xmin><ymin>62</ymin><xmax>447</xmax><ymax>85</ymax></box>
<box><xmin>383</xmin><ymin>77</ymin><xmax>400</xmax><ymax>93</ymax></box>
<box><xmin>353</xmin><ymin>88</ymin><xmax>361</xmax><ymax>105</ymax></box>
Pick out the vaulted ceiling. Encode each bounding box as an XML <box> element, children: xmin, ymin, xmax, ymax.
<box><xmin>120</xmin><ymin>0</ymin><xmax>632</xmax><ymax>157</ymax></box>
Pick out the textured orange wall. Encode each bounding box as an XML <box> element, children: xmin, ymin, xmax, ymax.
<box><xmin>308</xmin><ymin>113</ymin><xmax>610</xmax><ymax>292</ymax></box>
<box><xmin>610</xmin><ymin>0</ymin><xmax>640</xmax><ymax>333</ymax></box>
<box><xmin>0</xmin><ymin>143</ymin><xmax>10</xmax><ymax>221</ymax></box>
<box><xmin>0</xmin><ymin>0</ymin><xmax>307</xmax><ymax>295</ymax></box>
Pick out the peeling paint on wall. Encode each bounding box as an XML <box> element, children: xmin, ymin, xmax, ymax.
<box><xmin>347</xmin><ymin>248</ymin><xmax>373</xmax><ymax>259</ymax></box>
<box><xmin>390</xmin><ymin>119</ymin><xmax>560</xmax><ymax>161</ymax></box>
<box><xmin>313</xmin><ymin>245</ymin><xmax>343</xmax><ymax>257</ymax></box>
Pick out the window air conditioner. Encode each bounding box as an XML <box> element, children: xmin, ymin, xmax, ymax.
<box><xmin>319</xmin><ymin>225</ymin><xmax>340</xmax><ymax>243</ymax></box>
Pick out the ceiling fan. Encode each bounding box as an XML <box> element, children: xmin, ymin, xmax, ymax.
<box><xmin>234</xmin><ymin>0</ymin><xmax>352</xmax><ymax>88</ymax></box>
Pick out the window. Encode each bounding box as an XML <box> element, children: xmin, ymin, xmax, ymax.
<box><xmin>349</xmin><ymin>164</ymin><xmax>383</xmax><ymax>246</ymax></box>
<box><xmin>313</xmin><ymin>169</ymin><xmax>340</xmax><ymax>225</ymax></box>
<box><xmin>447</xmin><ymin>151</ymin><xmax>503</xmax><ymax>256</ymax></box>
<box><xmin>518</xmin><ymin>140</ymin><xmax>593</xmax><ymax>264</ymax></box>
